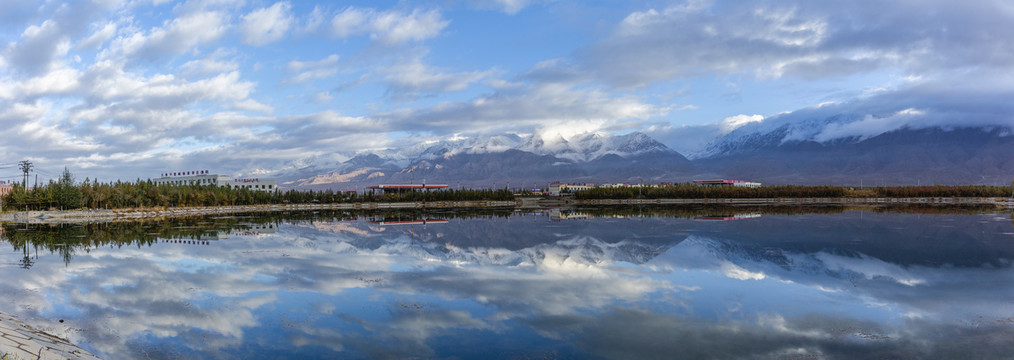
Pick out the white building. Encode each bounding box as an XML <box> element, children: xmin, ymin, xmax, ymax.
<box><xmin>153</xmin><ymin>172</ymin><xmax>278</xmax><ymax>192</ymax></box>
<box><xmin>548</xmin><ymin>182</ymin><xmax>596</xmax><ymax>196</ymax></box>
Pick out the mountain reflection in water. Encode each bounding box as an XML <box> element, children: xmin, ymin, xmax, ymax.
<box><xmin>1</xmin><ymin>207</ymin><xmax>1014</xmax><ymax>359</ymax></box>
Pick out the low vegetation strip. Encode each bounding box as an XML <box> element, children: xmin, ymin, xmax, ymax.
<box><xmin>575</xmin><ymin>184</ymin><xmax>1013</xmax><ymax>200</ymax></box>
<box><xmin>579</xmin><ymin>197</ymin><xmax>1004</xmax><ymax>206</ymax></box>
<box><xmin>2</xmin><ymin>168</ymin><xmax>1011</xmax><ymax>213</ymax></box>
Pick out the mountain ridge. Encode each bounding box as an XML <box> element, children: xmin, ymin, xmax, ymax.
<box><xmin>269</xmin><ymin>120</ymin><xmax>1014</xmax><ymax>190</ymax></box>
<box><xmin>274</xmin><ymin>131</ymin><xmax>693</xmax><ymax>190</ymax></box>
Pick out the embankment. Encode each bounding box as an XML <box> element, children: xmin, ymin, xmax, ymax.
<box><xmin>0</xmin><ymin>201</ymin><xmax>518</xmax><ymax>224</ymax></box>
<box><xmin>0</xmin><ymin>197</ymin><xmax>1010</xmax><ymax>224</ymax></box>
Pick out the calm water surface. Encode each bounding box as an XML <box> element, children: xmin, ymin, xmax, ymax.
<box><xmin>2</xmin><ymin>208</ymin><xmax>1014</xmax><ymax>359</ymax></box>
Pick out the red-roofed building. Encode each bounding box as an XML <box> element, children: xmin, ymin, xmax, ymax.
<box><xmin>367</xmin><ymin>184</ymin><xmax>450</xmax><ymax>194</ymax></box>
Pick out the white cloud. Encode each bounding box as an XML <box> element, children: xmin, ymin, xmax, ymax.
<box><xmin>382</xmin><ymin>58</ymin><xmax>491</xmax><ymax>97</ymax></box>
<box><xmin>813</xmin><ymin>108</ymin><xmax>925</xmax><ymax>142</ymax></box>
<box><xmin>18</xmin><ymin>66</ymin><xmax>81</xmax><ymax>97</ymax></box>
<box><xmin>239</xmin><ymin>2</ymin><xmax>294</xmax><ymax>46</ymax></box>
<box><xmin>77</xmin><ymin>22</ymin><xmax>117</xmax><ymax>50</ymax></box>
<box><xmin>106</xmin><ymin>10</ymin><xmax>227</xmax><ymax>60</ymax></box>
<box><xmin>719</xmin><ymin>114</ymin><xmax>764</xmax><ymax>135</ymax></box>
<box><xmin>233</xmin><ymin>99</ymin><xmax>274</xmax><ymax>114</ymax></box>
<box><xmin>580</xmin><ymin>0</ymin><xmax>1014</xmax><ymax>88</ymax></box>
<box><xmin>179</xmin><ymin>50</ymin><xmax>239</xmax><ymax>77</ymax></box>
<box><xmin>310</xmin><ymin>91</ymin><xmax>333</xmax><ymax>103</ymax></box>
<box><xmin>330</xmin><ymin>7</ymin><xmax>449</xmax><ymax>44</ymax></box>
<box><xmin>4</xmin><ymin>19</ymin><xmax>69</xmax><ymax>75</ymax></box>
<box><xmin>387</xmin><ymin>83</ymin><xmax>668</xmax><ymax>136</ymax></box>
<box><xmin>283</xmin><ymin>54</ymin><xmax>340</xmax><ymax>84</ymax></box>
<box><xmin>470</xmin><ymin>0</ymin><xmax>544</xmax><ymax>15</ymax></box>
<box><xmin>300</xmin><ymin>5</ymin><xmax>327</xmax><ymax>33</ymax></box>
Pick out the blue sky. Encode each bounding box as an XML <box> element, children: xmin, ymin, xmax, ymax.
<box><xmin>1</xmin><ymin>0</ymin><xmax>1012</xmax><ymax>181</ymax></box>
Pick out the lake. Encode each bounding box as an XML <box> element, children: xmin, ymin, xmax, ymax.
<box><xmin>2</xmin><ymin>207</ymin><xmax>1014</xmax><ymax>359</ymax></box>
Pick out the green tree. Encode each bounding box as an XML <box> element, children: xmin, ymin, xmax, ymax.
<box><xmin>54</xmin><ymin>167</ymin><xmax>83</xmax><ymax>209</ymax></box>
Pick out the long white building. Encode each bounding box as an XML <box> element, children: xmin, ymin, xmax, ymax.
<box><xmin>153</xmin><ymin>172</ymin><xmax>278</xmax><ymax>192</ymax></box>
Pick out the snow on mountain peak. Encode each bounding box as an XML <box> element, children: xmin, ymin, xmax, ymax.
<box><xmin>518</xmin><ymin>131</ymin><xmax>671</xmax><ymax>162</ymax></box>
<box><xmin>275</xmin><ymin>131</ymin><xmax>678</xmax><ymax>182</ymax></box>
<box><xmin>693</xmin><ymin>112</ymin><xmax>865</xmax><ymax>159</ymax></box>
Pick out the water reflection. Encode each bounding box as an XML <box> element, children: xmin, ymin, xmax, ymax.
<box><xmin>1</xmin><ymin>207</ymin><xmax>1013</xmax><ymax>359</ymax></box>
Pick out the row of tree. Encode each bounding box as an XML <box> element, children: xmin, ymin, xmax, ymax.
<box><xmin>4</xmin><ymin>169</ymin><xmax>1012</xmax><ymax>211</ymax></box>
<box><xmin>575</xmin><ymin>183</ymin><xmax>1014</xmax><ymax>199</ymax></box>
<box><xmin>1</xmin><ymin>168</ymin><xmax>516</xmax><ymax>211</ymax></box>
<box><xmin>576</xmin><ymin>184</ymin><xmax>851</xmax><ymax>199</ymax></box>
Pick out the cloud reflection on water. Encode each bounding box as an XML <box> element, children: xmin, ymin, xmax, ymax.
<box><xmin>1</xmin><ymin>210</ymin><xmax>1013</xmax><ymax>358</ymax></box>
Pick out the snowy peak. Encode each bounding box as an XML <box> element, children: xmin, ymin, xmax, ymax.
<box><xmin>417</xmin><ymin>134</ymin><xmax>525</xmax><ymax>160</ymax></box>
<box><xmin>272</xmin><ymin>131</ymin><xmax>689</xmax><ymax>189</ymax></box>
<box><xmin>612</xmin><ymin>132</ymin><xmax>671</xmax><ymax>154</ymax></box>
<box><xmin>519</xmin><ymin>131</ymin><xmax>674</xmax><ymax>162</ymax></box>
<box><xmin>358</xmin><ymin>131</ymin><xmax>675</xmax><ymax>164</ymax></box>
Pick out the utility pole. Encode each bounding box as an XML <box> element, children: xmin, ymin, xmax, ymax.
<box><xmin>18</xmin><ymin>160</ymin><xmax>32</xmax><ymax>188</ymax></box>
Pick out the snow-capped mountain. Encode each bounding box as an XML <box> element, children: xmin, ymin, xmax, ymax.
<box><xmin>271</xmin><ymin>105</ymin><xmax>1014</xmax><ymax>189</ymax></box>
<box><xmin>519</xmin><ymin>132</ymin><xmax>672</xmax><ymax>162</ymax></box>
<box><xmin>692</xmin><ymin>113</ymin><xmax>864</xmax><ymax>160</ymax></box>
<box><xmin>274</xmin><ymin>131</ymin><xmax>693</xmax><ymax>189</ymax></box>
<box><xmin>693</xmin><ymin>110</ymin><xmax>1014</xmax><ymax>185</ymax></box>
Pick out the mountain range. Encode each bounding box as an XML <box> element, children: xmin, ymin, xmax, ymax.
<box><xmin>267</xmin><ymin>114</ymin><xmax>1014</xmax><ymax>190</ymax></box>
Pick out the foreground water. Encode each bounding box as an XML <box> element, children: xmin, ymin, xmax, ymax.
<box><xmin>2</xmin><ymin>207</ymin><xmax>1014</xmax><ymax>359</ymax></box>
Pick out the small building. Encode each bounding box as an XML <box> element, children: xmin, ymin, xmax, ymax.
<box><xmin>153</xmin><ymin>172</ymin><xmax>277</xmax><ymax>192</ymax></box>
<box><xmin>693</xmin><ymin>179</ymin><xmax>762</xmax><ymax>188</ymax></box>
<box><xmin>367</xmin><ymin>184</ymin><xmax>449</xmax><ymax>194</ymax></box>
<box><xmin>548</xmin><ymin>182</ymin><xmax>595</xmax><ymax>196</ymax></box>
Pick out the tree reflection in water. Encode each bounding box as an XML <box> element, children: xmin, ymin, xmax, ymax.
<box><xmin>0</xmin><ymin>206</ymin><xmax>1013</xmax><ymax>359</ymax></box>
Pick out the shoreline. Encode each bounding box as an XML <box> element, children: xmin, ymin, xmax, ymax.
<box><xmin>0</xmin><ymin>197</ymin><xmax>1010</xmax><ymax>224</ymax></box>
<box><xmin>0</xmin><ymin>201</ymin><xmax>518</xmax><ymax>224</ymax></box>
<box><xmin>0</xmin><ymin>311</ymin><xmax>100</xmax><ymax>360</ymax></box>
